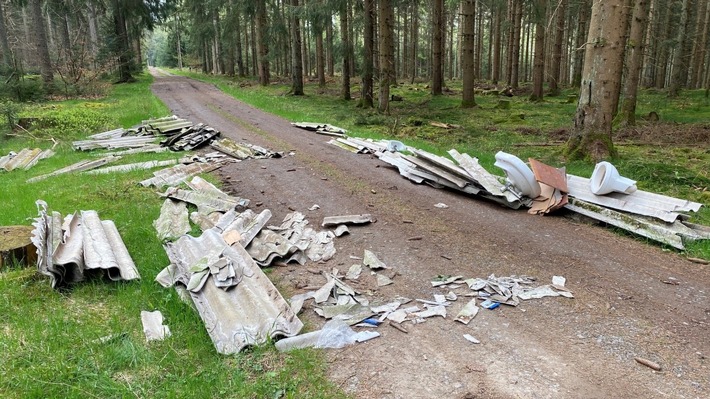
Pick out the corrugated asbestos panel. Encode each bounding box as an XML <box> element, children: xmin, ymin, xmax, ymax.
<box><xmin>85</xmin><ymin>159</ymin><xmax>179</xmax><ymax>174</ymax></box>
<box><xmin>27</xmin><ymin>156</ymin><xmax>122</xmax><ymax>183</ymax></box>
<box><xmin>402</xmin><ymin>154</ymin><xmax>470</xmax><ymax>188</ymax></box>
<box><xmin>448</xmin><ymin>149</ymin><xmax>521</xmax><ymax>206</ymax></box>
<box><xmin>213</xmin><ymin>209</ymin><xmax>272</xmax><ymax>247</ymax></box>
<box><xmin>1</xmin><ymin>148</ymin><xmax>54</xmax><ymax>172</ymax></box>
<box><xmin>566</xmin><ymin>175</ymin><xmax>698</xmax><ymax>222</ymax></box>
<box><xmin>153</xmin><ymin>199</ymin><xmax>191</xmax><ymax>240</ymax></box>
<box><xmin>73</xmin><ymin>136</ymin><xmax>158</xmax><ymax>151</ymax></box>
<box><xmin>81</xmin><ymin>210</ymin><xmax>140</xmax><ymax>281</ymax></box>
<box><xmin>413</xmin><ymin>149</ymin><xmax>477</xmax><ymax>183</ymax></box>
<box><xmin>164</xmin><ymin>229</ymin><xmax>303</xmax><ymax>354</ymax></box>
<box><xmin>139</xmin><ymin>162</ymin><xmax>224</xmax><ymax>188</ymax></box>
<box><xmin>564</xmin><ymin>198</ymin><xmax>710</xmax><ymax>250</ymax></box>
<box><xmin>162</xmin><ymin>187</ymin><xmax>249</xmax><ymax>215</ymax></box>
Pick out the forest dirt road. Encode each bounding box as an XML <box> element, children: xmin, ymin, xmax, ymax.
<box><xmin>150</xmin><ymin>71</ymin><xmax>710</xmax><ymax>399</ymax></box>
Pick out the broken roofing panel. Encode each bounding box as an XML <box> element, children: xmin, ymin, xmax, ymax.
<box><xmin>153</xmin><ymin>199</ymin><xmax>191</xmax><ymax>241</ymax></box>
<box><xmin>322</xmin><ymin>214</ymin><xmax>375</xmax><ymax>227</ymax></box>
<box><xmin>85</xmin><ymin>159</ymin><xmax>179</xmax><ymax>174</ymax></box>
<box><xmin>566</xmin><ymin>175</ymin><xmax>698</xmax><ymax>223</ymax></box>
<box><xmin>163</xmin><ymin>229</ymin><xmax>303</xmax><ymax>354</ymax></box>
<box><xmin>27</xmin><ymin>156</ymin><xmax>122</xmax><ymax>183</ymax></box>
<box><xmin>565</xmin><ymin>197</ymin><xmax>710</xmax><ymax>250</ymax></box>
<box><xmin>211</xmin><ymin>137</ymin><xmax>281</xmax><ymax>160</ymax></box>
<box><xmin>139</xmin><ymin>161</ymin><xmax>225</xmax><ymax>188</ymax></box>
<box><xmin>161</xmin><ymin>186</ymin><xmax>249</xmax><ymax>215</ymax></box>
<box><xmin>1</xmin><ymin>148</ymin><xmax>55</xmax><ymax>172</ymax></box>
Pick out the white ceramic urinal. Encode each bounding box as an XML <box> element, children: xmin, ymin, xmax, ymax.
<box><xmin>494</xmin><ymin>151</ymin><xmax>541</xmax><ymax>198</ymax></box>
<box><xmin>589</xmin><ymin>161</ymin><xmax>637</xmax><ymax>195</ymax></box>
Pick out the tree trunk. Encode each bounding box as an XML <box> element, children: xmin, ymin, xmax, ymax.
<box><xmin>572</xmin><ymin>0</ymin><xmax>590</xmax><ymax>87</ymax></box>
<box><xmin>290</xmin><ymin>0</ymin><xmax>304</xmax><ymax>94</ymax></box>
<box><xmin>326</xmin><ymin>17</ymin><xmax>334</xmax><ymax>77</ymax></box>
<box><xmin>30</xmin><ymin>0</ymin><xmax>54</xmax><ymax>86</ymax></box>
<box><xmin>340</xmin><ymin>0</ymin><xmax>351</xmax><ymax>100</ymax></box>
<box><xmin>461</xmin><ymin>0</ymin><xmax>477</xmax><ymax>108</ymax></box>
<box><xmin>379</xmin><ymin>0</ymin><xmax>393</xmax><ymax>112</ymax></box>
<box><xmin>530</xmin><ymin>0</ymin><xmax>546</xmax><ymax>102</ymax></box>
<box><xmin>508</xmin><ymin>0</ymin><xmax>523</xmax><ymax>88</ymax></box>
<box><xmin>691</xmin><ymin>0</ymin><xmax>710</xmax><ymax>88</ymax></box>
<box><xmin>234</xmin><ymin>8</ymin><xmax>245</xmax><ymax>76</ymax></box>
<box><xmin>641</xmin><ymin>0</ymin><xmax>657</xmax><ymax>87</ymax></box>
<box><xmin>475</xmin><ymin>2</ymin><xmax>483</xmax><ymax>80</ymax></box>
<box><xmin>567</xmin><ymin>0</ymin><xmax>632</xmax><ymax>161</ymax></box>
<box><xmin>410</xmin><ymin>0</ymin><xmax>419</xmax><ymax>83</ymax></box>
<box><xmin>549</xmin><ymin>0</ymin><xmax>567</xmax><ymax>96</ymax></box>
<box><xmin>655</xmin><ymin>2</ymin><xmax>673</xmax><ymax>89</ymax></box>
<box><xmin>619</xmin><ymin>0</ymin><xmax>651</xmax><ymax>126</ymax></box>
<box><xmin>256</xmin><ymin>0</ymin><xmax>270</xmax><ymax>85</ymax></box>
<box><xmin>360</xmin><ymin>0</ymin><xmax>375</xmax><ymax>108</ymax></box>
<box><xmin>87</xmin><ymin>1</ymin><xmax>99</xmax><ymax>57</ymax></box>
<box><xmin>492</xmin><ymin>2</ymin><xmax>502</xmax><ymax>84</ymax></box>
<box><xmin>0</xmin><ymin>0</ymin><xmax>13</xmax><ymax>69</ymax></box>
<box><xmin>431</xmin><ymin>0</ymin><xmax>444</xmax><ymax>95</ymax></box>
<box><xmin>669</xmin><ymin>0</ymin><xmax>691</xmax><ymax>97</ymax></box>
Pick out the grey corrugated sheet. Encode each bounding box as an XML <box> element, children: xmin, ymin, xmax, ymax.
<box><xmin>27</xmin><ymin>156</ymin><xmax>122</xmax><ymax>183</ymax></box>
<box><xmin>85</xmin><ymin>159</ymin><xmax>179</xmax><ymax>174</ymax></box>
<box><xmin>73</xmin><ymin>135</ymin><xmax>158</xmax><ymax>151</ymax></box>
<box><xmin>163</xmin><ymin>229</ymin><xmax>303</xmax><ymax>354</ymax></box>
<box><xmin>139</xmin><ymin>161</ymin><xmax>225</xmax><ymax>188</ymax></box>
<box><xmin>448</xmin><ymin>149</ymin><xmax>521</xmax><ymax>206</ymax></box>
<box><xmin>566</xmin><ymin>175</ymin><xmax>700</xmax><ymax>222</ymax></box>
<box><xmin>161</xmin><ymin>187</ymin><xmax>249</xmax><ymax>215</ymax></box>
<box><xmin>31</xmin><ymin>201</ymin><xmax>140</xmax><ymax>289</ymax></box>
<box><xmin>565</xmin><ymin>198</ymin><xmax>710</xmax><ymax>250</ymax></box>
<box><xmin>153</xmin><ymin>199</ymin><xmax>191</xmax><ymax>241</ymax></box>
<box><xmin>1</xmin><ymin>148</ymin><xmax>54</xmax><ymax>172</ymax></box>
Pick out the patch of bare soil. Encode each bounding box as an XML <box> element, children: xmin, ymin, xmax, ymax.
<box><xmin>150</xmin><ymin>72</ymin><xmax>710</xmax><ymax>399</ymax></box>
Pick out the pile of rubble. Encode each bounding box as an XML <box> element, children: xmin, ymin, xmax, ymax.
<box><xmin>296</xmin><ymin>123</ymin><xmax>710</xmax><ymax>250</ymax></box>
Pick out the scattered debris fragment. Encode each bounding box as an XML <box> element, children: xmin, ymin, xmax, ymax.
<box><xmin>275</xmin><ymin>318</ymin><xmax>379</xmax><ymax>352</ymax></box>
<box><xmin>31</xmin><ymin>200</ymin><xmax>140</xmax><ymax>289</ymax></box>
<box><xmin>345</xmin><ymin>264</ymin><xmax>362</xmax><ymax>280</ymax></box>
<box><xmin>463</xmin><ymin>334</ymin><xmax>481</xmax><ymax>344</ymax></box>
<box><xmin>153</xmin><ymin>199</ymin><xmax>191</xmax><ymax>241</ymax></box>
<box><xmin>211</xmin><ymin>137</ymin><xmax>281</xmax><ymax>159</ymax></box>
<box><xmin>322</xmin><ymin>214</ymin><xmax>375</xmax><ymax>227</ymax></box>
<box><xmin>291</xmin><ymin>122</ymin><xmax>347</xmax><ymax>137</ymax></box>
<box><xmin>85</xmin><ymin>159</ymin><xmax>179</xmax><ymax>175</ymax></box>
<box><xmin>308</xmin><ymin>204</ymin><xmax>320</xmax><ymax>211</ymax></box>
<box><xmin>141</xmin><ymin>310</ymin><xmax>171</xmax><ymax>342</ymax></box>
<box><xmin>139</xmin><ymin>159</ymin><xmax>227</xmax><ymax>188</ymax></box>
<box><xmin>376</xmin><ymin>273</ymin><xmax>394</xmax><ymax>287</ymax></box>
<box><xmin>434</xmin><ymin>203</ymin><xmax>449</xmax><ymax>209</ymax></box>
<box><xmin>455</xmin><ymin>300</ymin><xmax>479</xmax><ymax>324</ymax></box>
<box><xmin>363</xmin><ymin>250</ymin><xmax>388</xmax><ymax>270</ymax></box>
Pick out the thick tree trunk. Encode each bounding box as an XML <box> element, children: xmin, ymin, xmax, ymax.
<box><xmin>619</xmin><ymin>0</ymin><xmax>651</xmax><ymax>126</ymax></box>
<box><xmin>290</xmin><ymin>0</ymin><xmax>304</xmax><ymax>95</ymax></box>
<box><xmin>567</xmin><ymin>0</ymin><xmax>632</xmax><ymax>161</ymax></box>
<box><xmin>233</xmin><ymin>5</ymin><xmax>245</xmax><ymax>76</ymax></box>
<box><xmin>431</xmin><ymin>0</ymin><xmax>444</xmax><ymax>95</ymax></box>
<box><xmin>326</xmin><ymin>17</ymin><xmax>334</xmax><ymax>77</ymax></box>
<box><xmin>378</xmin><ymin>0</ymin><xmax>393</xmax><ymax>112</ymax></box>
<box><xmin>213</xmin><ymin>9</ymin><xmax>224</xmax><ymax>75</ymax></box>
<box><xmin>572</xmin><ymin>0</ymin><xmax>590</xmax><ymax>87</ymax></box>
<box><xmin>530</xmin><ymin>0</ymin><xmax>546</xmax><ymax>102</ymax></box>
<box><xmin>549</xmin><ymin>0</ymin><xmax>567</xmax><ymax>96</ymax></box>
<box><xmin>360</xmin><ymin>0</ymin><xmax>375</xmax><ymax>108</ymax></box>
<box><xmin>641</xmin><ymin>0</ymin><xmax>657</xmax><ymax>87</ymax></box>
<box><xmin>87</xmin><ymin>1</ymin><xmax>99</xmax><ymax>57</ymax></box>
<box><xmin>30</xmin><ymin>0</ymin><xmax>54</xmax><ymax>86</ymax></box>
<box><xmin>461</xmin><ymin>0</ymin><xmax>477</xmax><ymax>108</ymax></box>
<box><xmin>655</xmin><ymin>2</ymin><xmax>673</xmax><ymax>89</ymax></box>
<box><xmin>340</xmin><ymin>1</ymin><xmax>351</xmax><ymax>100</ymax></box>
<box><xmin>669</xmin><ymin>0</ymin><xmax>691</xmax><ymax>97</ymax></box>
<box><xmin>255</xmin><ymin>1</ymin><xmax>270</xmax><ymax>85</ymax></box>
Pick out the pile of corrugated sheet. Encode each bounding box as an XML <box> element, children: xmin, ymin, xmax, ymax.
<box><xmin>72</xmin><ymin>116</ymin><xmax>221</xmax><ymax>153</ymax></box>
<box><xmin>210</xmin><ymin>137</ymin><xmax>282</xmax><ymax>160</ymax></box>
<box><xmin>139</xmin><ymin>155</ymin><xmax>231</xmax><ymax>188</ymax></box>
<box><xmin>155</xmin><ymin>214</ymin><xmax>304</xmax><ymax>354</ymax></box>
<box><xmin>27</xmin><ymin>155</ymin><xmax>122</xmax><ymax>183</ymax></box>
<box><xmin>30</xmin><ymin>200</ymin><xmax>140</xmax><ymax>289</ymax></box>
<box><xmin>322</xmin><ymin>132</ymin><xmax>709</xmax><ymax>250</ymax></box>
<box><xmin>292</xmin><ymin>122</ymin><xmax>347</xmax><ymax>137</ymax></box>
<box><xmin>0</xmin><ymin>147</ymin><xmax>55</xmax><ymax>172</ymax></box>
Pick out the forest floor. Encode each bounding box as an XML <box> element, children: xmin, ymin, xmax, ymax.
<box><xmin>150</xmin><ymin>70</ymin><xmax>710</xmax><ymax>399</ymax></box>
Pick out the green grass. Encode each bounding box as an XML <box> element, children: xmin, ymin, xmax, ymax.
<box><xmin>169</xmin><ymin>69</ymin><xmax>710</xmax><ymax>256</ymax></box>
<box><xmin>0</xmin><ymin>73</ymin><xmax>345</xmax><ymax>399</ymax></box>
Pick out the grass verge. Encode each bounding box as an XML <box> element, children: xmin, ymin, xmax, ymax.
<box><xmin>0</xmin><ymin>73</ymin><xmax>345</xmax><ymax>399</ymax></box>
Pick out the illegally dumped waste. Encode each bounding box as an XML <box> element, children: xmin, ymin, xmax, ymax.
<box><xmin>30</xmin><ymin>200</ymin><xmax>140</xmax><ymax>289</ymax></box>
<box><xmin>275</xmin><ymin>319</ymin><xmax>379</xmax><ymax>352</ymax></box>
<box><xmin>27</xmin><ymin>155</ymin><xmax>121</xmax><ymax>183</ymax></box>
<box><xmin>139</xmin><ymin>157</ymin><xmax>229</xmax><ymax>188</ymax></box>
<box><xmin>291</xmin><ymin>122</ymin><xmax>348</xmax><ymax>137</ymax></box>
<box><xmin>0</xmin><ymin>148</ymin><xmax>55</xmax><ymax>172</ymax></box>
<box><xmin>210</xmin><ymin>137</ymin><xmax>282</xmax><ymax>160</ymax></box>
<box><xmin>141</xmin><ymin>310</ymin><xmax>171</xmax><ymax>342</ymax></box>
<box><xmin>313</xmin><ymin>125</ymin><xmax>709</xmax><ymax>249</ymax></box>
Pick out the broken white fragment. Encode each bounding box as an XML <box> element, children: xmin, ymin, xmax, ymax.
<box><xmin>141</xmin><ymin>310</ymin><xmax>171</xmax><ymax>342</ymax></box>
<box><xmin>517</xmin><ymin>285</ymin><xmax>560</xmax><ymax>300</ymax></box>
<box><xmin>455</xmin><ymin>300</ymin><xmax>479</xmax><ymax>325</ymax></box>
<box><xmin>463</xmin><ymin>334</ymin><xmax>480</xmax><ymax>344</ymax></box>
<box><xmin>434</xmin><ymin>203</ymin><xmax>449</xmax><ymax>209</ymax></box>
<box><xmin>371</xmin><ymin>301</ymin><xmax>401</xmax><ymax>314</ymax></box>
<box><xmin>431</xmin><ymin>275</ymin><xmax>463</xmax><ymax>287</ymax></box>
<box><xmin>334</xmin><ymin>224</ymin><xmax>350</xmax><ymax>237</ymax></box>
<box><xmin>434</xmin><ymin>294</ymin><xmax>447</xmax><ymax>304</ymax></box>
<box><xmin>446</xmin><ymin>291</ymin><xmax>458</xmax><ymax>301</ymax></box>
<box><xmin>354</xmin><ymin>331</ymin><xmax>381</xmax><ymax>342</ymax></box>
<box><xmin>552</xmin><ymin>275</ymin><xmax>566</xmax><ymax>287</ymax></box>
<box><xmin>308</xmin><ymin>204</ymin><xmax>321</xmax><ymax>211</ymax></box>
<box><xmin>363</xmin><ymin>249</ymin><xmax>388</xmax><ymax>270</ymax></box>
<box><xmin>313</xmin><ymin>276</ymin><xmax>336</xmax><ymax>303</ymax></box>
